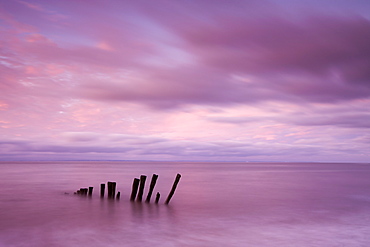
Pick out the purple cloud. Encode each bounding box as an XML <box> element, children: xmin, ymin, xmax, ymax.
<box><xmin>71</xmin><ymin>15</ymin><xmax>370</xmax><ymax>109</ymax></box>
<box><xmin>1</xmin><ymin>0</ymin><xmax>369</xmax><ymax>162</ymax></box>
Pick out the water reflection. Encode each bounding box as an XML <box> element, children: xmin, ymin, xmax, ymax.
<box><xmin>0</xmin><ymin>161</ymin><xmax>370</xmax><ymax>247</ymax></box>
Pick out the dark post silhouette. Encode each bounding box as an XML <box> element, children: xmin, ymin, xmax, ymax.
<box><xmin>165</xmin><ymin>174</ymin><xmax>181</xmax><ymax>204</ymax></box>
<box><xmin>116</xmin><ymin>191</ymin><xmax>120</xmax><ymax>200</ymax></box>
<box><xmin>80</xmin><ymin>188</ymin><xmax>88</xmax><ymax>196</ymax></box>
<box><xmin>111</xmin><ymin>182</ymin><xmax>116</xmax><ymax>199</ymax></box>
<box><xmin>137</xmin><ymin>175</ymin><xmax>147</xmax><ymax>202</ymax></box>
<box><xmin>107</xmin><ymin>182</ymin><xmax>113</xmax><ymax>198</ymax></box>
<box><xmin>130</xmin><ymin>178</ymin><xmax>140</xmax><ymax>201</ymax></box>
<box><xmin>145</xmin><ymin>174</ymin><xmax>158</xmax><ymax>203</ymax></box>
<box><xmin>88</xmin><ymin>187</ymin><xmax>93</xmax><ymax>196</ymax></box>
<box><xmin>100</xmin><ymin>184</ymin><xmax>105</xmax><ymax>198</ymax></box>
<box><xmin>155</xmin><ymin>192</ymin><xmax>160</xmax><ymax>204</ymax></box>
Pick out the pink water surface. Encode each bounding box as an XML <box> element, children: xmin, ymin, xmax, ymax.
<box><xmin>0</xmin><ymin>161</ymin><xmax>369</xmax><ymax>246</ymax></box>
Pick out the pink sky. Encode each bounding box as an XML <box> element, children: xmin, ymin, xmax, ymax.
<box><xmin>1</xmin><ymin>0</ymin><xmax>369</xmax><ymax>162</ymax></box>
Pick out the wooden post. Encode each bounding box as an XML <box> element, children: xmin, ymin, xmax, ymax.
<box><xmin>145</xmin><ymin>174</ymin><xmax>158</xmax><ymax>203</ymax></box>
<box><xmin>111</xmin><ymin>182</ymin><xmax>116</xmax><ymax>199</ymax></box>
<box><xmin>155</xmin><ymin>192</ymin><xmax>160</xmax><ymax>204</ymax></box>
<box><xmin>130</xmin><ymin>178</ymin><xmax>140</xmax><ymax>201</ymax></box>
<box><xmin>116</xmin><ymin>191</ymin><xmax>120</xmax><ymax>200</ymax></box>
<box><xmin>100</xmin><ymin>184</ymin><xmax>105</xmax><ymax>198</ymax></box>
<box><xmin>107</xmin><ymin>181</ymin><xmax>116</xmax><ymax>198</ymax></box>
<box><xmin>107</xmin><ymin>182</ymin><xmax>112</xmax><ymax>198</ymax></box>
<box><xmin>81</xmin><ymin>188</ymin><xmax>88</xmax><ymax>196</ymax></box>
<box><xmin>137</xmin><ymin>175</ymin><xmax>147</xmax><ymax>202</ymax></box>
<box><xmin>88</xmin><ymin>187</ymin><xmax>93</xmax><ymax>196</ymax></box>
<box><xmin>165</xmin><ymin>174</ymin><xmax>181</xmax><ymax>204</ymax></box>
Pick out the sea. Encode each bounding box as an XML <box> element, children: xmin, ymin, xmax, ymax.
<box><xmin>0</xmin><ymin>161</ymin><xmax>369</xmax><ymax>247</ymax></box>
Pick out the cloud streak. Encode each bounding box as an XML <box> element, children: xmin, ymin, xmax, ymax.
<box><xmin>0</xmin><ymin>0</ymin><xmax>369</xmax><ymax>162</ymax></box>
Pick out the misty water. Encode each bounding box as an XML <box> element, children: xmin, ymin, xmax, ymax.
<box><xmin>0</xmin><ymin>161</ymin><xmax>369</xmax><ymax>247</ymax></box>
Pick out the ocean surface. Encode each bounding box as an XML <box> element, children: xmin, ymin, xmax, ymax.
<box><xmin>0</xmin><ymin>161</ymin><xmax>369</xmax><ymax>247</ymax></box>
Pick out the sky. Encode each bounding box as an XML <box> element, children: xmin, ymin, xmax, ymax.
<box><xmin>0</xmin><ymin>0</ymin><xmax>369</xmax><ymax>162</ymax></box>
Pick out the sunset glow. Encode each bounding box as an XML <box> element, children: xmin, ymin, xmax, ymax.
<box><xmin>1</xmin><ymin>0</ymin><xmax>369</xmax><ymax>162</ymax></box>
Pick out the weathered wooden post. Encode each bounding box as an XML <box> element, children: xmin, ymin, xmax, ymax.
<box><xmin>155</xmin><ymin>192</ymin><xmax>160</xmax><ymax>204</ymax></box>
<box><xmin>80</xmin><ymin>188</ymin><xmax>88</xmax><ymax>196</ymax></box>
<box><xmin>107</xmin><ymin>181</ymin><xmax>116</xmax><ymax>198</ymax></box>
<box><xmin>107</xmin><ymin>182</ymin><xmax>112</xmax><ymax>198</ymax></box>
<box><xmin>145</xmin><ymin>174</ymin><xmax>158</xmax><ymax>203</ymax></box>
<box><xmin>165</xmin><ymin>174</ymin><xmax>181</xmax><ymax>204</ymax></box>
<box><xmin>137</xmin><ymin>175</ymin><xmax>147</xmax><ymax>202</ymax></box>
<box><xmin>112</xmin><ymin>182</ymin><xmax>116</xmax><ymax>199</ymax></box>
<box><xmin>130</xmin><ymin>178</ymin><xmax>140</xmax><ymax>201</ymax></box>
<box><xmin>88</xmin><ymin>187</ymin><xmax>93</xmax><ymax>196</ymax></box>
<box><xmin>116</xmin><ymin>191</ymin><xmax>120</xmax><ymax>200</ymax></box>
<box><xmin>100</xmin><ymin>184</ymin><xmax>105</xmax><ymax>198</ymax></box>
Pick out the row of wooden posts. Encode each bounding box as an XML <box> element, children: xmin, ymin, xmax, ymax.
<box><xmin>75</xmin><ymin>173</ymin><xmax>181</xmax><ymax>205</ymax></box>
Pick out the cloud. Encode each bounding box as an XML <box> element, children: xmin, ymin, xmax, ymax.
<box><xmin>205</xmin><ymin>101</ymin><xmax>370</xmax><ymax>129</ymax></box>
<box><xmin>2</xmin><ymin>1</ymin><xmax>369</xmax><ymax>111</ymax></box>
<box><xmin>288</xmin><ymin>113</ymin><xmax>370</xmax><ymax>129</ymax></box>
<box><xmin>0</xmin><ymin>129</ymin><xmax>367</xmax><ymax>162</ymax></box>
<box><xmin>1</xmin><ymin>1</ymin><xmax>369</xmax><ymax>163</ymax></box>
<box><xmin>179</xmin><ymin>15</ymin><xmax>370</xmax><ymax>90</ymax></box>
<box><xmin>206</xmin><ymin>116</ymin><xmax>263</xmax><ymax>124</ymax></box>
<box><xmin>178</xmin><ymin>15</ymin><xmax>370</xmax><ymax>74</ymax></box>
<box><xmin>72</xmin><ymin>15</ymin><xmax>370</xmax><ymax>109</ymax></box>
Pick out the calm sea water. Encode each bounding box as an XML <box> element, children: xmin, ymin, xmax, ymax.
<box><xmin>0</xmin><ymin>161</ymin><xmax>369</xmax><ymax>247</ymax></box>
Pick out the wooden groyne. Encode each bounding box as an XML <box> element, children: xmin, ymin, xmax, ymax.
<box><xmin>145</xmin><ymin>174</ymin><xmax>158</xmax><ymax>203</ymax></box>
<box><xmin>137</xmin><ymin>175</ymin><xmax>146</xmax><ymax>202</ymax></box>
<box><xmin>130</xmin><ymin>178</ymin><xmax>140</xmax><ymax>201</ymax></box>
<box><xmin>165</xmin><ymin>174</ymin><xmax>181</xmax><ymax>204</ymax></box>
<box><xmin>74</xmin><ymin>173</ymin><xmax>181</xmax><ymax>205</ymax></box>
<box><xmin>100</xmin><ymin>184</ymin><xmax>105</xmax><ymax>198</ymax></box>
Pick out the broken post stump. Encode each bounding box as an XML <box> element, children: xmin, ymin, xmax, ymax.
<box><xmin>107</xmin><ymin>181</ymin><xmax>116</xmax><ymax>198</ymax></box>
<box><xmin>88</xmin><ymin>187</ymin><xmax>93</xmax><ymax>196</ymax></box>
<box><xmin>137</xmin><ymin>175</ymin><xmax>147</xmax><ymax>202</ymax></box>
<box><xmin>165</xmin><ymin>173</ymin><xmax>181</xmax><ymax>204</ymax></box>
<box><xmin>80</xmin><ymin>188</ymin><xmax>88</xmax><ymax>196</ymax></box>
<box><xmin>100</xmin><ymin>184</ymin><xmax>105</xmax><ymax>198</ymax></box>
<box><xmin>145</xmin><ymin>174</ymin><xmax>158</xmax><ymax>203</ymax></box>
<box><xmin>130</xmin><ymin>178</ymin><xmax>140</xmax><ymax>201</ymax></box>
<box><xmin>155</xmin><ymin>192</ymin><xmax>160</xmax><ymax>204</ymax></box>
